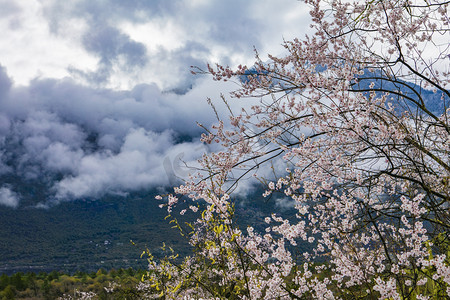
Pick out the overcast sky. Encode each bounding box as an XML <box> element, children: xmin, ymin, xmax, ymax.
<box><xmin>0</xmin><ymin>0</ymin><xmax>311</xmax><ymax>208</ymax></box>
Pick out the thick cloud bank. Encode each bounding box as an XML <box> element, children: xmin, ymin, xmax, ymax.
<box><xmin>0</xmin><ymin>65</ymin><xmax>238</xmax><ymax>206</ymax></box>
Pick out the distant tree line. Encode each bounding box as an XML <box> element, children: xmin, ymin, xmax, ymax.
<box><xmin>0</xmin><ymin>268</ymin><xmax>146</xmax><ymax>300</ymax></box>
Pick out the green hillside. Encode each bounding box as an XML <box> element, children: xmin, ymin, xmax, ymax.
<box><xmin>0</xmin><ymin>188</ymin><xmax>289</xmax><ymax>275</ymax></box>
<box><xmin>0</xmin><ymin>193</ymin><xmax>190</xmax><ymax>274</ymax></box>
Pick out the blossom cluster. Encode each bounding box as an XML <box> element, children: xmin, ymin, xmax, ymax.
<box><xmin>151</xmin><ymin>0</ymin><xmax>449</xmax><ymax>299</ymax></box>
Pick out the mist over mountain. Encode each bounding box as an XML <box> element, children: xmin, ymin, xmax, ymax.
<box><xmin>0</xmin><ymin>65</ymin><xmax>217</xmax><ymax>207</ymax></box>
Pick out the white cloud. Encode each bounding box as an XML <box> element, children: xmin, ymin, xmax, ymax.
<box><xmin>53</xmin><ymin>128</ymin><xmax>206</xmax><ymax>200</ymax></box>
<box><xmin>0</xmin><ymin>1</ymin><xmax>95</xmax><ymax>86</ymax></box>
<box><xmin>0</xmin><ymin>186</ymin><xmax>19</xmax><ymax>208</ymax></box>
<box><xmin>0</xmin><ymin>0</ymin><xmax>311</xmax><ymax>90</ymax></box>
<box><xmin>275</xmin><ymin>197</ymin><xmax>296</xmax><ymax>211</ymax></box>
